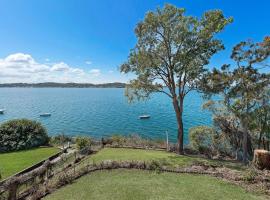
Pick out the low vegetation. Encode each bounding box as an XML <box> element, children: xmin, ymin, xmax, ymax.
<box><xmin>188</xmin><ymin>126</ymin><xmax>232</xmax><ymax>158</ymax></box>
<box><xmin>0</xmin><ymin>119</ymin><xmax>49</xmax><ymax>153</ymax></box>
<box><xmin>76</xmin><ymin>136</ymin><xmax>92</xmax><ymax>150</ymax></box>
<box><xmin>0</xmin><ymin>147</ymin><xmax>59</xmax><ymax>179</ymax></box>
<box><xmin>102</xmin><ymin>134</ymin><xmax>166</xmax><ymax>149</ymax></box>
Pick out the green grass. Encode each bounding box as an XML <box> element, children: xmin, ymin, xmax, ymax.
<box><xmin>0</xmin><ymin>147</ymin><xmax>59</xmax><ymax>179</ymax></box>
<box><xmin>44</xmin><ymin>169</ymin><xmax>266</xmax><ymax>200</ymax></box>
<box><xmin>89</xmin><ymin>148</ymin><xmax>245</xmax><ymax>170</ymax></box>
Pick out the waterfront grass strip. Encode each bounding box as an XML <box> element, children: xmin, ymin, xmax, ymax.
<box><xmin>0</xmin><ymin>147</ymin><xmax>59</xmax><ymax>179</ymax></box>
<box><xmin>44</xmin><ymin>169</ymin><xmax>264</xmax><ymax>200</ymax></box>
<box><xmin>88</xmin><ymin>148</ymin><xmax>245</xmax><ymax>171</ymax></box>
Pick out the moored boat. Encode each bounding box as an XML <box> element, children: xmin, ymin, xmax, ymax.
<box><xmin>0</xmin><ymin>109</ymin><xmax>4</xmax><ymax>114</ymax></box>
<box><xmin>139</xmin><ymin>115</ymin><xmax>150</xmax><ymax>119</ymax></box>
<box><xmin>40</xmin><ymin>113</ymin><xmax>51</xmax><ymax>117</ymax></box>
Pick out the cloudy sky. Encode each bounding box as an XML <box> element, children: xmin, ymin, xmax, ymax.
<box><xmin>0</xmin><ymin>0</ymin><xmax>269</xmax><ymax>83</ymax></box>
<box><xmin>0</xmin><ymin>53</ymin><xmax>117</xmax><ymax>83</ymax></box>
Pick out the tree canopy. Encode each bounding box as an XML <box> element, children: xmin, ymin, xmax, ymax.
<box><xmin>201</xmin><ymin>37</ymin><xmax>270</xmax><ymax>162</ymax></box>
<box><xmin>121</xmin><ymin>4</ymin><xmax>232</xmax><ymax>154</ymax></box>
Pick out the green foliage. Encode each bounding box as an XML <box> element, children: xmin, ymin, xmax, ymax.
<box><xmin>121</xmin><ymin>4</ymin><xmax>232</xmax><ymax>102</ymax></box>
<box><xmin>243</xmin><ymin>167</ymin><xmax>258</xmax><ymax>182</ymax></box>
<box><xmin>250</xmin><ymin>89</ymin><xmax>270</xmax><ymax>150</ymax></box>
<box><xmin>110</xmin><ymin>134</ymin><xmax>126</xmax><ymax>146</ymax></box>
<box><xmin>200</xmin><ymin>37</ymin><xmax>270</xmax><ymax>162</ymax></box>
<box><xmin>76</xmin><ymin>136</ymin><xmax>92</xmax><ymax>150</ymax></box>
<box><xmin>50</xmin><ymin>134</ymin><xmax>72</xmax><ymax>146</ymax></box>
<box><xmin>189</xmin><ymin>126</ymin><xmax>215</xmax><ymax>154</ymax></box>
<box><xmin>108</xmin><ymin>134</ymin><xmax>166</xmax><ymax>149</ymax></box>
<box><xmin>120</xmin><ymin>4</ymin><xmax>232</xmax><ymax>153</ymax></box>
<box><xmin>0</xmin><ymin>119</ymin><xmax>49</xmax><ymax>153</ymax></box>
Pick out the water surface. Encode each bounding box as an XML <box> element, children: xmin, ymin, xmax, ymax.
<box><xmin>0</xmin><ymin>88</ymin><xmax>212</xmax><ymax>143</ymax></box>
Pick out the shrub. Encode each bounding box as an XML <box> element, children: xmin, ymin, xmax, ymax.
<box><xmin>106</xmin><ymin>134</ymin><xmax>166</xmax><ymax>149</ymax></box>
<box><xmin>243</xmin><ymin>167</ymin><xmax>258</xmax><ymax>182</ymax></box>
<box><xmin>50</xmin><ymin>134</ymin><xmax>72</xmax><ymax>146</ymax></box>
<box><xmin>110</xmin><ymin>134</ymin><xmax>126</xmax><ymax>146</ymax></box>
<box><xmin>76</xmin><ymin>136</ymin><xmax>91</xmax><ymax>150</ymax></box>
<box><xmin>189</xmin><ymin>126</ymin><xmax>216</xmax><ymax>156</ymax></box>
<box><xmin>0</xmin><ymin>119</ymin><xmax>49</xmax><ymax>153</ymax></box>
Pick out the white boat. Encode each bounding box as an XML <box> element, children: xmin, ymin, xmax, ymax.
<box><xmin>0</xmin><ymin>109</ymin><xmax>4</xmax><ymax>114</ymax></box>
<box><xmin>139</xmin><ymin>115</ymin><xmax>150</xmax><ymax>119</ymax></box>
<box><xmin>40</xmin><ymin>113</ymin><xmax>51</xmax><ymax>117</ymax></box>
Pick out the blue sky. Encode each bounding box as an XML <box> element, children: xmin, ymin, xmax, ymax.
<box><xmin>0</xmin><ymin>0</ymin><xmax>269</xmax><ymax>83</ymax></box>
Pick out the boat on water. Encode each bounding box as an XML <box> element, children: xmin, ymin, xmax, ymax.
<box><xmin>139</xmin><ymin>115</ymin><xmax>151</xmax><ymax>119</ymax></box>
<box><xmin>40</xmin><ymin>113</ymin><xmax>51</xmax><ymax>117</ymax></box>
<box><xmin>0</xmin><ymin>109</ymin><xmax>4</xmax><ymax>114</ymax></box>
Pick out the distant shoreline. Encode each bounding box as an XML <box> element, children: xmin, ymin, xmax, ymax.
<box><xmin>0</xmin><ymin>82</ymin><xmax>126</xmax><ymax>88</ymax></box>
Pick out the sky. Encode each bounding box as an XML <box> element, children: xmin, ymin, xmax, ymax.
<box><xmin>0</xmin><ymin>0</ymin><xmax>269</xmax><ymax>83</ymax></box>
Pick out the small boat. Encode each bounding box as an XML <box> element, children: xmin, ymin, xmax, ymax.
<box><xmin>139</xmin><ymin>115</ymin><xmax>151</xmax><ymax>119</ymax></box>
<box><xmin>0</xmin><ymin>109</ymin><xmax>4</xmax><ymax>114</ymax></box>
<box><xmin>40</xmin><ymin>113</ymin><xmax>51</xmax><ymax>117</ymax></box>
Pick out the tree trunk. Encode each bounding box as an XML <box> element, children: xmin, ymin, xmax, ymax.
<box><xmin>253</xmin><ymin>149</ymin><xmax>270</xmax><ymax>170</ymax></box>
<box><xmin>258</xmin><ymin>131</ymin><xmax>263</xmax><ymax>149</ymax></box>
<box><xmin>172</xmin><ymin>96</ymin><xmax>184</xmax><ymax>155</ymax></box>
<box><xmin>242</xmin><ymin>122</ymin><xmax>248</xmax><ymax>163</ymax></box>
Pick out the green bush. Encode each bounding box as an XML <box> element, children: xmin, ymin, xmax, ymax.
<box><xmin>108</xmin><ymin>134</ymin><xmax>166</xmax><ymax>149</ymax></box>
<box><xmin>50</xmin><ymin>134</ymin><xmax>72</xmax><ymax>146</ymax></box>
<box><xmin>0</xmin><ymin>119</ymin><xmax>49</xmax><ymax>153</ymax></box>
<box><xmin>243</xmin><ymin>167</ymin><xmax>258</xmax><ymax>182</ymax></box>
<box><xmin>110</xmin><ymin>134</ymin><xmax>126</xmax><ymax>146</ymax></box>
<box><xmin>76</xmin><ymin>136</ymin><xmax>92</xmax><ymax>150</ymax></box>
<box><xmin>189</xmin><ymin>126</ymin><xmax>216</xmax><ymax>155</ymax></box>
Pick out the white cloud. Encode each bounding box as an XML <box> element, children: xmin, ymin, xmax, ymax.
<box><xmin>0</xmin><ymin>53</ymin><xmax>102</xmax><ymax>83</ymax></box>
<box><xmin>51</xmin><ymin>62</ymin><xmax>70</xmax><ymax>72</ymax></box>
<box><xmin>89</xmin><ymin>69</ymin><xmax>101</xmax><ymax>77</ymax></box>
<box><xmin>108</xmin><ymin>70</ymin><xmax>114</xmax><ymax>73</ymax></box>
<box><xmin>85</xmin><ymin>60</ymin><xmax>92</xmax><ymax>65</ymax></box>
<box><xmin>5</xmin><ymin>53</ymin><xmax>35</xmax><ymax>64</ymax></box>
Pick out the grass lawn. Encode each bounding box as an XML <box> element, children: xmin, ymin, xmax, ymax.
<box><xmin>44</xmin><ymin>169</ymin><xmax>265</xmax><ymax>200</ymax></box>
<box><xmin>89</xmin><ymin>148</ymin><xmax>245</xmax><ymax>171</ymax></box>
<box><xmin>0</xmin><ymin>147</ymin><xmax>59</xmax><ymax>179</ymax></box>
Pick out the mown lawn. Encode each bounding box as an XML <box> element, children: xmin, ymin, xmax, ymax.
<box><xmin>0</xmin><ymin>147</ymin><xmax>59</xmax><ymax>179</ymax></box>
<box><xmin>44</xmin><ymin>169</ymin><xmax>265</xmax><ymax>200</ymax></box>
<box><xmin>89</xmin><ymin>148</ymin><xmax>245</xmax><ymax>171</ymax></box>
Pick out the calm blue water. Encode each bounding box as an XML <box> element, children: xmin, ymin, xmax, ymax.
<box><xmin>0</xmin><ymin>88</ymin><xmax>212</xmax><ymax>143</ymax></box>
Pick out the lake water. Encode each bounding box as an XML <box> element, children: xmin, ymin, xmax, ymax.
<box><xmin>0</xmin><ymin>88</ymin><xmax>212</xmax><ymax>143</ymax></box>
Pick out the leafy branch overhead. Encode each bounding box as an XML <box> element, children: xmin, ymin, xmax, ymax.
<box><xmin>121</xmin><ymin>4</ymin><xmax>233</xmax><ymax>102</ymax></box>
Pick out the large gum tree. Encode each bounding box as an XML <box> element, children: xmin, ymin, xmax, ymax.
<box><xmin>120</xmin><ymin>4</ymin><xmax>232</xmax><ymax>154</ymax></box>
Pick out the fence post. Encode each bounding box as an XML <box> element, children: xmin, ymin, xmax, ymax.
<box><xmin>7</xmin><ymin>179</ymin><xmax>19</xmax><ymax>200</ymax></box>
<box><xmin>166</xmin><ymin>130</ymin><xmax>169</xmax><ymax>151</ymax></box>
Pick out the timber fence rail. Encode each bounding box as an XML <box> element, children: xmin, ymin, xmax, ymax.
<box><xmin>0</xmin><ymin>149</ymin><xmax>64</xmax><ymax>185</ymax></box>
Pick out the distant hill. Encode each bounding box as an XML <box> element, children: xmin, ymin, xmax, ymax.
<box><xmin>0</xmin><ymin>82</ymin><xmax>127</xmax><ymax>88</ymax></box>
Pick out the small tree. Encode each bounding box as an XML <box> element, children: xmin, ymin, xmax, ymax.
<box><xmin>76</xmin><ymin>136</ymin><xmax>91</xmax><ymax>150</ymax></box>
<box><xmin>120</xmin><ymin>4</ymin><xmax>232</xmax><ymax>154</ymax></box>
<box><xmin>201</xmin><ymin>37</ymin><xmax>270</xmax><ymax>162</ymax></box>
<box><xmin>250</xmin><ymin>89</ymin><xmax>270</xmax><ymax>150</ymax></box>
